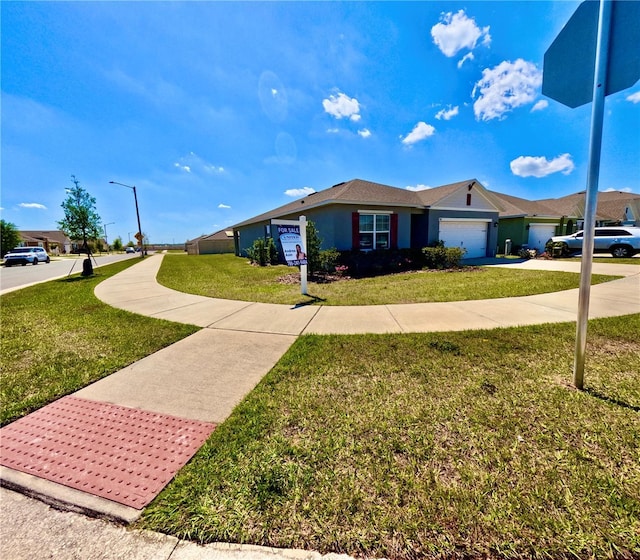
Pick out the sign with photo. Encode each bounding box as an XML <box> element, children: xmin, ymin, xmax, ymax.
<box><xmin>277</xmin><ymin>225</ymin><xmax>307</xmax><ymax>266</ymax></box>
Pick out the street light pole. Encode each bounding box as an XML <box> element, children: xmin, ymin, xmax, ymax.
<box><xmin>103</xmin><ymin>222</ymin><xmax>115</xmax><ymax>252</ymax></box>
<box><xmin>109</xmin><ymin>181</ymin><xmax>144</xmax><ymax>258</ymax></box>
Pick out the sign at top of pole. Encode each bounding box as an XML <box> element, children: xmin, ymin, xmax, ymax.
<box><xmin>542</xmin><ymin>0</ymin><xmax>640</xmax><ymax>108</ymax></box>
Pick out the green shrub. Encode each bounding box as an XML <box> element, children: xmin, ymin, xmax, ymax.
<box><xmin>318</xmin><ymin>248</ymin><xmax>341</xmax><ymax>273</ymax></box>
<box><xmin>305</xmin><ymin>220</ymin><xmax>323</xmax><ymax>275</ymax></box>
<box><xmin>422</xmin><ymin>242</ymin><xmax>466</xmax><ymax>269</ymax></box>
<box><xmin>246</xmin><ymin>238</ymin><xmax>277</xmax><ymax>266</ymax></box>
<box><xmin>546</xmin><ymin>240</ymin><xmax>571</xmax><ymax>258</ymax></box>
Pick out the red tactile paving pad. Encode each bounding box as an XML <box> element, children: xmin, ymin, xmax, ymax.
<box><xmin>0</xmin><ymin>396</ymin><xmax>215</xmax><ymax>509</ymax></box>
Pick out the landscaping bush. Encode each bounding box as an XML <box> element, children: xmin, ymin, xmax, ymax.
<box><xmin>246</xmin><ymin>238</ymin><xmax>277</xmax><ymax>266</ymax></box>
<box><xmin>318</xmin><ymin>248</ymin><xmax>341</xmax><ymax>273</ymax></box>
<box><xmin>341</xmin><ymin>248</ymin><xmax>422</xmax><ymax>277</ymax></box>
<box><xmin>518</xmin><ymin>247</ymin><xmax>538</xmax><ymax>259</ymax></box>
<box><xmin>546</xmin><ymin>239</ymin><xmax>571</xmax><ymax>258</ymax></box>
<box><xmin>421</xmin><ymin>242</ymin><xmax>466</xmax><ymax>269</ymax></box>
<box><xmin>304</xmin><ymin>220</ymin><xmax>323</xmax><ymax>275</ymax></box>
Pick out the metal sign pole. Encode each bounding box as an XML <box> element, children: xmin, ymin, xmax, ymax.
<box><xmin>573</xmin><ymin>0</ymin><xmax>613</xmax><ymax>390</ymax></box>
<box><xmin>299</xmin><ymin>215</ymin><xmax>308</xmax><ymax>295</ymax></box>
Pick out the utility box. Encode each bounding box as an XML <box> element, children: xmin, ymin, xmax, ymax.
<box><xmin>504</xmin><ymin>239</ymin><xmax>512</xmax><ymax>255</ymax></box>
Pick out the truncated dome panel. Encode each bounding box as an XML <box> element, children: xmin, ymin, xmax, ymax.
<box><xmin>0</xmin><ymin>396</ymin><xmax>215</xmax><ymax>509</ymax></box>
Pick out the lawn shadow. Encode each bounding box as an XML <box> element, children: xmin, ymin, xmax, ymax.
<box><xmin>585</xmin><ymin>387</ymin><xmax>640</xmax><ymax>412</ymax></box>
<box><xmin>56</xmin><ymin>274</ymin><xmax>101</xmax><ymax>284</ymax></box>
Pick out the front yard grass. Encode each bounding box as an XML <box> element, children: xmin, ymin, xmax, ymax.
<box><xmin>156</xmin><ymin>254</ymin><xmax>620</xmax><ymax>306</ymax></box>
<box><xmin>0</xmin><ymin>259</ymin><xmax>199</xmax><ymax>426</ymax></box>
<box><xmin>140</xmin><ymin>315</ymin><xmax>640</xmax><ymax>559</ymax></box>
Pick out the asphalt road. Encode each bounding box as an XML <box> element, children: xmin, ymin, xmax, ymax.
<box><xmin>0</xmin><ymin>253</ymin><xmax>145</xmax><ymax>294</ymax></box>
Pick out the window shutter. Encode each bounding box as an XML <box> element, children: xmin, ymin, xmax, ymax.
<box><xmin>352</xmin><ymin>212</ymin><xmax>360</xmax><ymax>249</ymax></box>
<box><xmin>390</xmin><ymin>213</ymin><xmax>398</xmax><ymax>249</ymax></box>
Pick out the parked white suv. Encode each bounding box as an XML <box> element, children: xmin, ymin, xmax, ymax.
<box><xmin>3</xmin><ymin>247</ymin><xmax>51</xmax><ymax>266</ymax></box>
<box><xmin>550</xmin><ymin>226</ymin><xmax>640</xmax><ymax>258</ymax></box>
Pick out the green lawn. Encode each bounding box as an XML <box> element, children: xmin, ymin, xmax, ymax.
<box><xmin>0</xmin><ymin>260</ymin><xmax>199</xmax><ymax>426</ymax></box>
<box><xmin>140</xmin><ymin>315</ymin><xmax>640</xmax><ymax>559</ymax></box>
<box><xmin>3</xmin><ymin>255</ymin><xmax>638</xmax><ymax>558</ymax></box>
<box><xmin>156</xmin><ymin>254</ymin><xmax>620</xmax><ymax>306</ymax></box>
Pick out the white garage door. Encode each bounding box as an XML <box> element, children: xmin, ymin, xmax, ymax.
<box><xmin>439</xmin><ymin>220</ymin><xmax>488</xmax><ymax>259</ymax></box>
<box><xmin>528</xmin><ymin>224</ymin><xmax>557</xmax><ymax>252</ymax></box>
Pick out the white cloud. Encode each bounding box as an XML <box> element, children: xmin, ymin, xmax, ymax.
<box><xmin>322</xmin><ymin>92</ymin><xmax>361</xmax><ymax>121</ymax></box>
<box><xmin>174</xmin><ymin>152</ymin><xmax>224</xmax><ymax>175</ymax></box>
<box><xmin>626</xmin><ymin>91</ymin><xmax>640</xmax><ymax>104</ymax></box>
<box><xmin>326</xmin><ymin>128</ymin><xmax>340</xmax><ymax>134</ymax></box>
<box><xmin>531</xmin><ymin>100</ymin><xmax>549</xmax><ymax>112</ymax></box>
<box><xmin>218</xmin><ymin>203</ymin><xmax>231</xmax><ymax>209</ymax></box>
<box><xmin>435</xmin><ymin>106</ymin><xmax>459</xmax><ymax>120</ymax></box>
<box><xmin>457</xmin><ymin>52</ymin><xmax>474</xmax><ymax>69</ymax></box>
<box><xmin>284</xmin><ymin>187</ymin><xmax>316</xmax><ymax>198</ymax></box>
<box><xmin>358</xmin><ymin>128</ymin><xmax>371</xmax><ymax>138</ymax></box>
<box><xmin>510</xmin><ymin>154</ymin><xmax>574</xmax><ymax>178</ymax></box>
<box><xmin>19</xmin><ymin>202</ymin><xmax>47</xmax><ymax>210</ymax></box>
<box><xmin>472</xmin><ymin>59</ymin><xmax>542</xmax><ymax>121</ymax></box>
<box><xmin>431</xmin><ymin>9</ymin><xmax>491</xmax><ymax>58</ymax></box>
<box><xmin>204</xmin><ymin>164</ymin><xmax>225</xmax><ymax>174</ymax></box>
<box><xmin>401</xmin><ymin>122</ymin><xmax>436</xmax><ymax>145</ymax></box>
<box><xmin>405</xmin><ymin>184</ymin><xmax>431</xmax><ymax>192</ymax></box>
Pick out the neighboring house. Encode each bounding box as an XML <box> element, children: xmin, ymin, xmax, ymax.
<box><xmin>538</xmin><ymin>190</ymin><xmax>640</xmax><ymax>229</ymax></box>
<box><xmin>18</xmin><ymin>230</ymin><xmax>72</xmax><ymax>255</ymax></box>
<box><xmin>491</xmin><ymin>193</ymin><xmax>569</xmax><ymax>253</ymax></box>
<box><xmin>491</xmin><ymin>189</ymin><xmax>640</xmax><ymax>254</ymax></box>
<box><xmin>186</xmin><ymin>230</ymin><xmax>235</xmax><ymax>255</ymax></box>
<box><xmin>232</xmin><ymin>178</ymin><xmax>501</xmax><ymax>259</ymax></box>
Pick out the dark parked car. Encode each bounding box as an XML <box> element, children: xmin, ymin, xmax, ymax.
<box><xmin>550</xmin><ymin>226</ymin><xmax>640</xmax><ymax>258</ymax></box>
<box><xmin>3</xmin><ymin>247</ymin><xmax>51</xmax><ymax>266</ymax></box>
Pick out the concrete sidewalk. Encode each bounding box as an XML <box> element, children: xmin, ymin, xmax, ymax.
<box><xmin>2</xmin><ymin>254</ymin><xmax>638</xmax><ymax>560</ymax></box>
<box><xmin>93</xmin><ymin>253</ymin><xmax>640</xmax><ymax>335</ymax></box>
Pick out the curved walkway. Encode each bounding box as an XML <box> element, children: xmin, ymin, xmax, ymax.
<box><xmin>2</xmin><ymin>255</ymin><xmax>638</xmax><ymax>560</ymax></box>
<box><xmin>95</xmin><ymin>254</ymin><xmax>640</xmax><ymax>335</ymax></box>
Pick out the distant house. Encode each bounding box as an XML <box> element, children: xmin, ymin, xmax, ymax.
<box><xmin>231</xmin><ymin>178</ymin><xmax>501</xmax><ymax>259</ymax></box>
<box><xmin>490</xmin><ymin>189</ymin><xmax>640</xmax><ymax>254</ymax></box>
<box><xmin>186</xmin><ymin>229</ymin><xmax>235</xmax><ymax>255</ymax></box>
<box><xmin>491</xmin><ymin>193</ymin><xmax>569</xmax><ymax>253</ymax></box>
<box><xmin>538</xmin><ymin>190</ymin><xmax>640</xmax><ymax>228</ymax></box>
<box><xmin>18</xmin><ymin>230</ymin><xmax>71</xmax><ymax>254</ymax></box>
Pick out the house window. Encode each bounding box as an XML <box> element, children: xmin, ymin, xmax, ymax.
<box><xmin>359</xmin><ymin>213</ymin><xmax>390</xmax><ymax>249</ymax></box>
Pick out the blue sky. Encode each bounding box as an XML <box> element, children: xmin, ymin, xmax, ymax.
<box><xmin>2</xmin><ymin>1</ymin><xmax>639</xmax><ymax>244</ymax></box>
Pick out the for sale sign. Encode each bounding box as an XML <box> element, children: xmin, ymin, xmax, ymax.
<box><xmin>277</xmin><ymin>225</ymin><xmax>307</xmax><ymax>266</ymax></box>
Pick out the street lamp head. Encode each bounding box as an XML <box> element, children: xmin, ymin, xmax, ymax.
<box><xmin>109</xmin><ymin>180</ymin><xmax>143</xmax><ymax>258</ymax></box>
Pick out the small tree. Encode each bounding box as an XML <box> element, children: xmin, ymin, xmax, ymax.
<box><xmin>305</xmin><ymin>220</ymin><xmax>323</xmax><ymax>276</ymax></box>
<box><xmin>58</xmin><ymin>175</ymin><xmax>102</xmax><ymax>275</ymax></box>
<box><xmin>112</xmin><ymin>236</ymin><xmax>123</xmax><ymax>252</ymax></box>
<box><xmin>1</xmin><ymin>220</ymin><xmax>21</xmax><ymax>255</ymax></box>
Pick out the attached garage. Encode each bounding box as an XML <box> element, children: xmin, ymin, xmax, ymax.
<box><xmin>438</xmin><ymin>219</ymin><xmax>489</xmax><ymax>259</ymax></box>
<box><xmin>527</xmin><ymin>223</ymin><xmax>557</xmax><ymax>252</ymax></box>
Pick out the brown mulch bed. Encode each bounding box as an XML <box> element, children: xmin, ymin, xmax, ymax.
<box><xmin>277</xmin><ymin>267</ymin><xmax>484</xmax><ymax>285</ymax></box>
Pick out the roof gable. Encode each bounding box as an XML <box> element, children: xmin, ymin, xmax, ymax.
<box><xmin>417</xmin><ymin>179</ymin><xmax>503</xmax><ymax>212</ymax></box>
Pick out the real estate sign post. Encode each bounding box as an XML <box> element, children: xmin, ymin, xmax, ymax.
<box><xmin>272</xmin><ymin>215</ymin><xmax>308</xmax><ymax>295</ymax></box>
